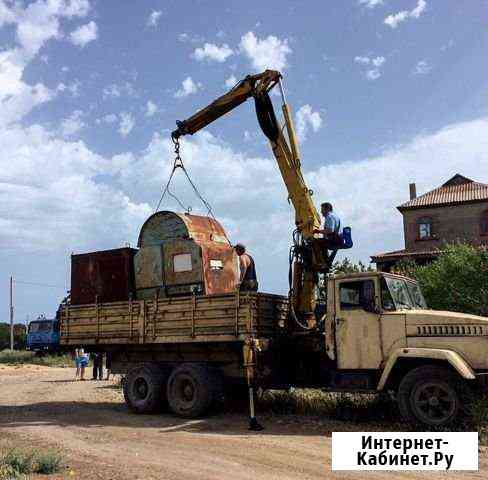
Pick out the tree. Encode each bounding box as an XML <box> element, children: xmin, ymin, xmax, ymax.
<box><xmin>332</xmin><ymin>257</ymin><xmax>375</xmax><ymax>275</ymax></box>
<box><xmin>0</xmin><ymin>323</ymin><xmax>26</xmax><ymax>350</ymax></box>
<box><xmin>408</xmin><ymin>245</ymin><xmax>488</xmax><ymax>316</ymax></box>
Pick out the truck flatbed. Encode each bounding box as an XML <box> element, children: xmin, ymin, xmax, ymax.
<box><xmin>60</xmin><ymin>292</ymin><xmax>288</xmax><ymax>346</ymax></box>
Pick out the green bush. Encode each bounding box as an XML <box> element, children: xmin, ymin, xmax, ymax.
<box><xmin>402</xmin><ymin>244</ymin><xmax>488</xmax><ymax>316</ymax></box>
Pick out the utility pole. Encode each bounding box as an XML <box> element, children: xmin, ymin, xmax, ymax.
<box><xmin>10</xmin><ymin>276</ymin><xmax>14</xmax><ymax>351</ymax></box>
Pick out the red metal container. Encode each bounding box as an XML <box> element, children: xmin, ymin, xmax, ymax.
<box><xmin>71</xmin><ymin>248</ymin><xmax>137</xmax><ymax>305</ymax></box>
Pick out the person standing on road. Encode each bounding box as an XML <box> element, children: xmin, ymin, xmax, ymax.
<box><xmin>92</xmin><ymin>352</ymin><xmax>103</xmax><ymax>380</ymax></box>
<box><xmin>78</xmin><ymin>348</ymin><xmax>88</xmax><ymax>381</ymax></box>
<box><xmin>74</xmin><ymin>348</ymin><xmax>81</xmax><ymax>380</ymax></box>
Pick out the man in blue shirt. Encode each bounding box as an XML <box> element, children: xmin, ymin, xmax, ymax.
<box><xmin>314</xmin><ymin>202</ymin><xmax>342</xmax><ymax>248</ymax></box>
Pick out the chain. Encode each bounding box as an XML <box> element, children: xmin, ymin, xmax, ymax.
<box><xmin>154</xmin><ymin>135</ymin><xmax>218</xmax><ymax>223</ymax></box>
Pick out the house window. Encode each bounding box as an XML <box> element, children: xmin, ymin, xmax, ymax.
<box><xmin>481</xmin><ymin>210</ymin><xmax>488</xmax><ymax>236</ymax></box>
<box><xmin>417</xmin><ymin>217</ymin><xmax>433</xmax><ymax>239</ymax></box>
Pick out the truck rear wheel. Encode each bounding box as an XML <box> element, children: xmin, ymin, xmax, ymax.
<box><xmin>397</xmin><ymin>365</ymin><xmax>465</xmax><ymax>427</ymax></box>
<box><xmin>167</xmin><ymin>364</ymin><xmax>220</xmax><ymax>418</ymax></box>
<box><xmin>123</xmin><ymin>364</ymin><xmax>167</xmax><ymax>414</ymax></box>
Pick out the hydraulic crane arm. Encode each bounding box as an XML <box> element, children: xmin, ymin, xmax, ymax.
<box><xmin>171</xmin><ymin>70</ymin><xmax>321</xmax><ymax>238</ymax></box>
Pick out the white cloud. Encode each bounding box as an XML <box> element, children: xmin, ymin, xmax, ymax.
<box><xmin>413</xmin><ymin>60</ymin><xmax>432</xmax><ymax>75</ymax></box>
<box><xmin>0</xmin><ymin>0</ymin><xmax>92</xmax><ymax>125</ymax></box>
<box><xmin>177</xmin><ymin>32</ymin><xmax>204</xmax><ymax>44</ymax></box>
<box><xmin>146</xmin><ymin>10</ymin><xmax>162</xmax><ymax>27</ymax></box>
<box><xmin>57</xmin><ymin>79</ymin><xmax>81</xmax><ymax>97</ymax></box>
<box><xmin>174</xmin><ymin>77</ymin><xmax>202</xmax><ymax>98</ymax></box>
<box><xmin>69</xmin><ymin>21</ymin><xmax>98</xmax><ymax>47</ymax></box>
<box><xmin>103</xmin><ymin>82</ymin><xmax>137</xmax><ymax>99</ymax></box>
<box><xmin>0</xmin><ymin>123</ymin><xmax>150</xmax><ymax>255</ymax></box>
<box><xmin>358</xmin><ymin>0</ymin><xmax>384</xmax><ymax>8</ymax></box>
<box><xmin>354</xmin><ymin>55</ymin><xmax>386</xmax><ymax>80</ymax></box>
<box><xmin>366</xmin><ymin>69</ymin><xmax>381</xmax><ymax>80</ymax></box>
<box><xmin>60</xmin><ymin>109</ymin><xmax>84</xmax><ymax>136</ymax></box>
<box><xmin>440</xmin><ymin>39</ymin><xmax>455</xmax><ymax>52</ymax></box>
<box><xmin>118</xmin><ymin>112</ymin><xmax>135</xmax><ymax>137</ymax></box>
<box><xmin>354</xmin><ymin>56</ymin><xmax>371</xmax><ymax>65</ymax></box>
<box><xmin>411</xmin><ymin>0</ymin><xmax>427</xmax><ymax>18</ymax></box>
<box><xmin>239</xmin><ymin>31</ymin><xmax>292</xmax><ymax>71</ymax></box>
<box><xmin>96</xmin><ymin>113</ymin><xmax>118</xmax><ymax>125</ymax></box>
<box><xmin>145</xmin><ymin>100</ymin><xmax>157</xmax><ymax>117</ymax></box>
<box><xmin>384</xmin><ymin>0</ymin><xmax>426</xmax><ymax>28</ymax></box>
<box><xmin>224</xmin><ymin>75</ymin><xmax>237</xmax><ymax>88</ymax></box>
<box><xmin>295</xmin><ymin>105</ymin><xmax>323</xmax><ymax>142</ymax></box>
<box><xmin>192</xmin><ymin>43</ymin><xmax>234</xmax><ymax>63</ymax></box>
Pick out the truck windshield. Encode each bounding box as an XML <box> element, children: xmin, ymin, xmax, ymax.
<box><xmin>382</xmin><ymin>276</ymin><xmax>427</xmax><ymax>311</ymax></box>
<box><xmin>405</xmin><ymin>281</ymin><xmax>427</xmax><ymax>308</ymax></box>
<box><xmin>29</xmin><ymin>321</ymin><xmax>53</xmax><ymax>333</ymax></box>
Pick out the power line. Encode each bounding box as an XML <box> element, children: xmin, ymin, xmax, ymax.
<box><xmin>14</xmin><ymin>280</ymin><xmax>68</xmax><ymax>289</ymax></box>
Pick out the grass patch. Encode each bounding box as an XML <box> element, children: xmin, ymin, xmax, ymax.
<box><xmin>258</xmin><ymin>389</ymin><xmax>399</xmax><ymax>422</ymax></box>
<box><xmin>35</xmin><ymin>451</ymin><xmax>64</xmax><ymax>474</ymax></box>
<box><xmin>258</xmin><ymin>388</ymin><xmax>488</xmax><ymax>443</ymax></box>
<box><xmin>0</xmin><ymin>448</ymin><xmax>64</xmax><ymax>479</ymax></box>
<box><xmin>0</xmin><ymin>349</ymin><xmax>73</xmax><ymax>368</ymax></box>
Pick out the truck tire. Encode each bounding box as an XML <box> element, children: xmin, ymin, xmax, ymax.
<box><xmin>123</xmin><ymin>364</ymin><xmax>167</xmax><ymax>414</ymax></box>
<box><xmin>167</xmin><ymin>364</ymin><xmax>220</xmax><ymax>418</ymax></box>
<box><xmin>397</xmin><ymin>365</ymin><xmax>466</xmax><ymax>427</ymax></box>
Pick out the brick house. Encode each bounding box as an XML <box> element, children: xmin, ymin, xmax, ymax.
<box><xmin>371</xmin><ymin>174</ymin><xmax>488</xmax><ymax>271</ymax></box>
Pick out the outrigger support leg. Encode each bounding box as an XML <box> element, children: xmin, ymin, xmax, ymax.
<box><xmin>248</xmin><ymin>385</ymin><xmax>263</xmax><ymax>431</ymax></box>
<box><xmin>244</xmin><ymin>339</ymin><xmax>264</xmax><ymax>431</ymax></box>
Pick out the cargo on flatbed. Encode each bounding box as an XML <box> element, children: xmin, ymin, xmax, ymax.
<box><xmin>60</xmin><ymin>291</ymin><xmax>289</xmax><ymax>346</ymax></box>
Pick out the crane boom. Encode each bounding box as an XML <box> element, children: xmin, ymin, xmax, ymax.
<box><xmin>172</xmin><ymin>70</ymin><xmax>321</xmax><ymax>237</ymax></box>
<box><xmin>172</xmin><ymin>70</ymin><xmax>324</xmax><ymax>327</ymax></box>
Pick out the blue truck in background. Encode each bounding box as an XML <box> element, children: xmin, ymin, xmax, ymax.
<box><xmin>26</xmin><ymin>316</ymin><xmax>60</xmax><ymax>353</ymax></box>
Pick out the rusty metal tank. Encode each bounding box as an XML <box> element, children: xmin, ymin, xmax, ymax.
<box><xmin>134</xmin><ymin>211</ymin><xmax>239</xmax><ymax>300</ymax></box>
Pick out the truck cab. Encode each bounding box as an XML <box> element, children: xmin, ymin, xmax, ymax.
<box><xmin>27</xmin><ymin>317</ymin><xmax>60</xmax><ymax>354</ymax></box>
<box><xmin>321</xmin><ymin>271</ymin><xmax>488</xmax><ymax>425</ymax></box>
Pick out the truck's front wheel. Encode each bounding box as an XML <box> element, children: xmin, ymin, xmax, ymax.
<box><xmin>397</xmin><ymin>365</ymin><xmax>465</xmax><ymax>427</ymax></box>
<box><xmin>123</xmin><ymin>364</ymin><xmax>167</xmax><ymax>414</ymax></box>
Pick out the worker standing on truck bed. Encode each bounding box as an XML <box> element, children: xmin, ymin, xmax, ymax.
<box><xmin>314</xmin><ymin>202</ymin><xmax>342</xmax><ymax>249</ymax></box>
<box><xmin>234</xmin><ymin>244</ymin><xmax>258</xmax><ymax>291</ymax></box>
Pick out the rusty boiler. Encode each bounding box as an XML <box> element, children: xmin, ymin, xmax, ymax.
<box><xmin>134</xmin><ymin>211</ymin><xmax>239</xmax><ymax>300</ymax></box>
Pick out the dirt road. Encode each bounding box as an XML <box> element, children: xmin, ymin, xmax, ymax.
<box><xmin>0</xmin><ymin>365</ymin><xmax>486</xmax><ymax>479</ymax></box>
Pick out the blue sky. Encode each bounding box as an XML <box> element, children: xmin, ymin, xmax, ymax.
<box><xmin>2</xmin><ymin>0</ymin><xmax>488</xmax><ymax>323</ymax></box>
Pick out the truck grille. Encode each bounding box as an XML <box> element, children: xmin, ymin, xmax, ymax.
<box><xmin>416</xmin><ymin>325</ymin><xmax>486</xmax><ymax>336</ymax></box>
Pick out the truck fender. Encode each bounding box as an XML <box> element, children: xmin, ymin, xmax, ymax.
<box><xmin>377</xmin><ymin>347</ymin><xmax>476</xmax><ymax>391</ymax></box>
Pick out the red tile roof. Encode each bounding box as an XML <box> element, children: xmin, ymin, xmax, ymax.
<box><xmin>371</xmin><ymin>249</ymin><xmax>441</xmax><ymax>262</ymax></box>
<box><xmin>398</xmin><ymin>174</ymin><xmax>488</xmax><ymax>211</ymax></box>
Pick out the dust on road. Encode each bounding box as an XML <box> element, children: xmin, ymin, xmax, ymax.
<box><xmin>0</xmin><ymin>365</ymin><xmax>486</xmax><ymax>479</ymax></box>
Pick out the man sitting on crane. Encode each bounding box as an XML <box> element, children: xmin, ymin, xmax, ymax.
<box><xmin>314</xmin><ymin>202</ymin><xmax>342</xmax><ymax>249</ymax></box>
<box><xmin>234</xmin><ymin>244</ymin><xmax>258</xmax><ymax>292</ymax></box>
